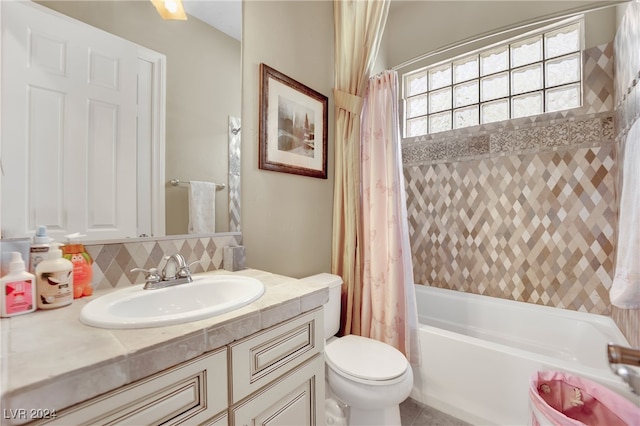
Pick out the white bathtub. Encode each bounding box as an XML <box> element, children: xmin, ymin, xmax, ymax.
<box><xmin>411</xmin><ymin>285</ymin><xmax>640</xmax><ymax>425</ymax></box>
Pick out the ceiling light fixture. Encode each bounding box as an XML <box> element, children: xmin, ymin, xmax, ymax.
<box><xmin>150</xmin><ymin>0</ymin><xmax>187</xmax><ymax>20</ymax></box>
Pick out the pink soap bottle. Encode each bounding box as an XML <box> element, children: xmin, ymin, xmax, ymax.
<box><xmin>1</xmin><ymin>252</ymin><xmax>37</xmax><ymax>317</ymax></box>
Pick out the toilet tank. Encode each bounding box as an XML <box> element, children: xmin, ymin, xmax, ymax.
<box><xmin>299</xmin><ymin>273</ymin><xmax>343</xmax><ymax>338</ymax></box>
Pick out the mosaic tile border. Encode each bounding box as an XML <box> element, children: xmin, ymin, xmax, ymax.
<box><xmin>85</xmin><ymin>233</ymin><xmax>243</xmax><ymax>290</ymax></box>
<box><xmin>402</xmin><ymin>113</ymin><xmax>615</xmax><ymax>166</ymax></box>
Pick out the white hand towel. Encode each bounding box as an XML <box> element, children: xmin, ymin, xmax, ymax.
<box><xmin>610</xmin><ymin>120</ymin><xmax>640</xmax><ymax>308</ymax></box>
<box><xmin>188</xmin><ymin>181</ymin><xmax>216</xmax><ymax>234</ymax></box>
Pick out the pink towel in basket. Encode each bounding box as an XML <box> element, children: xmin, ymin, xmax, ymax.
<box><xmin>529</xmin><ymin>371</ymin><xmax>640</xmax><ymax>426</ymax></box>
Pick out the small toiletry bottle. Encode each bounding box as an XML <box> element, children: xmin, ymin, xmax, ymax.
<box><xmin>35</xmin><ymin>243</ymin><xmax>73</xmax><ymax>309</ymax></box>
<box><xmin>29</xmin><ymin>225</ymin><xmax>51</xmax><ymax>274</ymax></box>
<box><xmin>63</xmin><ymin>233</ymin><xmax>93</xmax><ymax>298</ymax></box>
<box><xmin>1</xmin><ymin>252</ymin><xmax>36</xmax><ymax>317</ymax></box>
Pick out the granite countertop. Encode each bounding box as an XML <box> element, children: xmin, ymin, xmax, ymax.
<box><xmin>0</xmin><ymin>269</ymin><xmax>329</xmax><ymax>418</ymax></box>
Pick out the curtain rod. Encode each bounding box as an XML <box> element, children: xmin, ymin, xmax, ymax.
<box><xmin>392</xmin><ymin>1</ymin><xmax>629</xmax><ymax>71</ymax></box>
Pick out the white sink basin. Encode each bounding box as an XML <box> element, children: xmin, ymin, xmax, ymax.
<box><xmin>79</xmin><ymin>275</ymin><xmax>265</xmax><ymax>329</ymax></box>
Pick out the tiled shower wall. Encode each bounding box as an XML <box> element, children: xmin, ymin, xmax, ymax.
<box><xmin>84</xmin><ymin>233</ymin><xmax>243</xmax><ymax>290</ymax></box>
<box><xmin>403</xmin><ymin>44</ymin><xmax>618</xmax><ymax>314</ymax></box>
<box><xmin>611</xmin><ymin>1</ymin><xmax>640</xmax><ymax>348</ymax></box>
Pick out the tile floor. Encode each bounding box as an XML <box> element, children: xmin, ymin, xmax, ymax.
<box><xmin>400</xmin><ymin>398</ymin><xmax>472</xmax><ymax>426</ymax></box>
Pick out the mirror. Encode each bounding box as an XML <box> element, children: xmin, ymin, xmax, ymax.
<box><xmin>2</xmin><ymin>0</ymin><xmax>241</xmax><ymax>239</ymax></box>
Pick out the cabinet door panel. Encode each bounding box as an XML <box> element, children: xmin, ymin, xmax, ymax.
<box><xmin>1</xmin><ymin>1</ymin><xmax>137</xmax><ymax>240</ymax></box>
<box><xmin>230</xmin><ymin>308</ymin><xmax>323</xmax><ymax>403</ymax></box>
<box><xmin>39</xmin><ymin>349</ymin><xmax>227</xmax><ymax>426</ymax></box>
<box><xmin>230</xmin><ymin>354</ymin><xmax>325</xmax><ymax>426</ymax></box>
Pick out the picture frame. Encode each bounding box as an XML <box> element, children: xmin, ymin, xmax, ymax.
<box><xmin>259</xmin><ymin>63</ymin><xmax>328</xmax><ymax>179</ymax></box>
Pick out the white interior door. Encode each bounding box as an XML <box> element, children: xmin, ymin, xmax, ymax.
<box><xmin>1</xmin><ymin>1</ymin><xmax>141</xmax><ymax>240</ymax></box>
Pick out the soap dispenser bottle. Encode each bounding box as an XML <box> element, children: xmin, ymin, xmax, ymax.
<box><xmin>29</xmin><ymin>225</ymin><xmax>51</xmax><ymax>274</ymax></box>
<box><xmin>63</xmin><ymin>233</ymin><xmax>93</xmax><ymax>299</ymax></box>
<box><xmin>1</xmin><ymin>252</ymin><xmax>36</xmax><ymax>317</ymax></box>
<box><xmin>35</xmin><ymin>243</ymin><xmax>73</xmax><ymax>309</ymax></box>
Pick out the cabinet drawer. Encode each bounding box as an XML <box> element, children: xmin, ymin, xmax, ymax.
<box><xmin>229</xmin><ymin>308</ymin><xmax>323</xmax><ymax>403</ymax></box>
<box><xmin>39</xmin><ymin>348</ymin><xmax>227</xmax><ymax>426</ymax></box>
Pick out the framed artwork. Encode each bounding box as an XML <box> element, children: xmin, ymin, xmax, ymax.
<box><xmin>259</xmin><ymin>63</ymin><xmax>328</xmax><ymax>179</ymax></box>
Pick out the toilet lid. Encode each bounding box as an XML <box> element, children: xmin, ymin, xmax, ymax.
<box><xmin>325</xmin><ymin>335</ymin><xmax>408</xmax><ymax>381</ymax></box>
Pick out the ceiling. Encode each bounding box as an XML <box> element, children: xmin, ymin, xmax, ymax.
<box><xmin>183</xmin><ymin>0</ymin><xmax>242</xmax><ymax>41</ymax></box>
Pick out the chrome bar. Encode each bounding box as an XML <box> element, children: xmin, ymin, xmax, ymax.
<box><xmin>607</xmin><ymin>343</ymin><xmax>640</xmax><ymax>394</ymax></box>
<box><xmin>169</xmin><ymin>178</ymin><xmax>226</xmax><ymax>190</ymax></box>
<box><xmin>608</xmin><ymin>344</ymin><xmax>640</xmax><ymax>367</ymax></box>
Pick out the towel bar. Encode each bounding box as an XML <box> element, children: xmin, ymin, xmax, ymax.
<box><xmin>169</xmin><ymin>179</ymin><xmax>226</xmax><ymax>190</ymax></box>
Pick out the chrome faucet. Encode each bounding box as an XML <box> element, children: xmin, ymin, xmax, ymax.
<box><xmin>131</xmin><ymin>253</ymin><xmax>195</xmax><ymax>290</ymax></box>
<box><xmin>607</xmin><ymin>343</ymin><xmax>640</xmax><ymax>394</ymax></box>
<box><xmin>162</xmin><ymin>253</ymin><xmax>191</xmax><ymax>281</ymax></box>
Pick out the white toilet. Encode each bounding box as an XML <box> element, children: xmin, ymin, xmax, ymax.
<box><xmin>301</xmin><ymin>273</ymin><xmax>413</xmax><ymax>426</ymax></box>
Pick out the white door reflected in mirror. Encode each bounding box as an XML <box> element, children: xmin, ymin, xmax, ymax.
<box><xmin>1</xmin><ymin>0</ymin><xmax>242</xmax><ymax>240</ymax></box>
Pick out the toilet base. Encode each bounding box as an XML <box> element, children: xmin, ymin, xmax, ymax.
<box><xmin>348</xmin><ymin>405</ymin><xmax>401</xmax><ymax>426</ymax></box>
<box><xmin>325</xmin><ymin>357</ymin><xmax>412</xmax><ymax>426</ymax></box>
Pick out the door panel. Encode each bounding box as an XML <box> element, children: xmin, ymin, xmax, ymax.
<box><xmin>1</xmin><ymin>1</ymin><xmax>138</xmax><ymax>240</ymax></box>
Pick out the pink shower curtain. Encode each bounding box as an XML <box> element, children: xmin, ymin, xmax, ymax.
<box><xmin>360</xmin><ymin>70</ymin><xmax>419</xmax><ymax>363</ymax></box>
<box><xmin>332</xmin><ymin>0</ymin><xmax>389</xmax><ymax>339</ymax></box>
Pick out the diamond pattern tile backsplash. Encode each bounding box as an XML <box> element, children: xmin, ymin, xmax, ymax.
<box><xmin>85</xmin><ymin>233</ymin><xmax>242</xmax><ymax>290</ymax></box>
<box><xmin>405</xmin><ymin>140</ymin><xmax>616</xmax><ymax>314</ymax></box>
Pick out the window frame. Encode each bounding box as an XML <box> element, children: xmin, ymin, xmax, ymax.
<box><xmin>402</xmin><ymin>17</ymin><xmax>584</xmax><ymax>138</ymax></box>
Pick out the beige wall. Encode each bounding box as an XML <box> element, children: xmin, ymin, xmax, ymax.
<box><xmin>380</xmin><ymin>1</ymin><xmax>618</xmax><ymax>73</ymax></box>
<box><xmin>39</xmin><ymin>1</ymin><xmax>241</xmax><ymax>235</ymax></box>
<box><xmin>242</xmin><ymin>1</ymin><xmax>334</xmax><ymax>278</ymax></box>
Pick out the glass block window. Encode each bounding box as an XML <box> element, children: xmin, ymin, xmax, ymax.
<box><xmin>403</xmin><ymin>20</ymin><xmax>582</xmax><ymax>137</ymax></box>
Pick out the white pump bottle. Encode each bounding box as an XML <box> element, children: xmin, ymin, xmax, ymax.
<box><xmin>35</xmin><ymin>243</ymin><xmax>73</xmax><ymax>309</ymax></box>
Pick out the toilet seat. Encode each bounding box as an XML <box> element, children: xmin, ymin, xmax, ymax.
<box><xmin>325</xmin><ymin>335</ymin><xmax>409</xmax><ymax>384</ymax></box>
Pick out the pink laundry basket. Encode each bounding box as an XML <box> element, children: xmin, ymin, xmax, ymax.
<box><xmin>529</xmin><ymin>371</ymin><xmax>640</xmax><ymax>426</ymax></box>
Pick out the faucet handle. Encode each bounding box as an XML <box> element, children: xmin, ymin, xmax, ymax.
<box><xmin>130</xmin><ymin>267</ymin><xmax>162</xmax><ymax>284</ymax></box>
<box><xmin>176</xmin><ymin>260</ymin><xmax>199</xmax><ymax>280</ymax></box>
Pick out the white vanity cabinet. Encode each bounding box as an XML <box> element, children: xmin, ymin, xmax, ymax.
<box><xmin>38</xmin><ymin>347</ymin><xmax>228</xmax><ymax>425</ymax></box>
<box><xmin>28</xmin><ymin>308</ymin><xmax>325</xmax><ymax>426</ymax></box>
